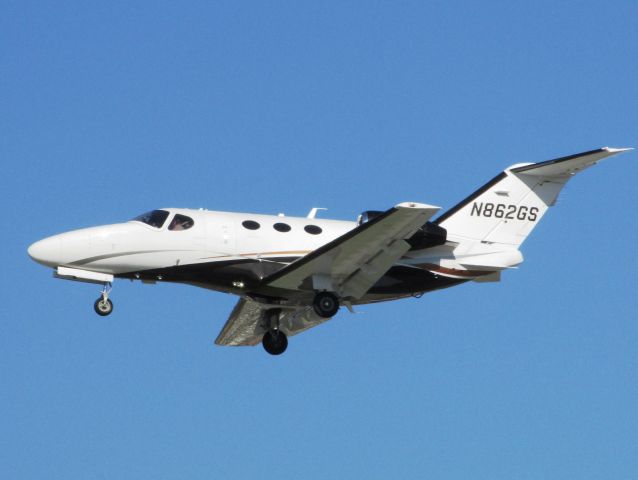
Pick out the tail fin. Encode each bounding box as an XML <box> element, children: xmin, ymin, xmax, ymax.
<box><xmin>434</xmin><ymin>147</ymin><xmax>631</xmax><ymax>247</ymax></box>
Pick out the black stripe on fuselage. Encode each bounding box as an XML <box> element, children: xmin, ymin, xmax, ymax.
<box><xmin>117</xmin><ymin>258</ymin><xmax>467</xmax><ymax>299</ymax></box>
<box><xmin>117</xmin><ymin>257</ymin><xmax>299</xmax><ymax>291</ymax></box>
<box><xmin>366</xmin><ymin>265</ymin><xmax>466</xmax><ymax>295</ymax></box>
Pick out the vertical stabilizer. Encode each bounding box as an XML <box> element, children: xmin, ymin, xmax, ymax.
<box><xmin>434</xmin><ymin>147</ymin><xmax>631</xmax><ymax>247</ymax></box>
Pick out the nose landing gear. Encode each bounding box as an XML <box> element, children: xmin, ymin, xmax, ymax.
<box><xmin>94</xmin><ymin>282</ymin><xmax>113</xmax><ymax>316</ymax></box>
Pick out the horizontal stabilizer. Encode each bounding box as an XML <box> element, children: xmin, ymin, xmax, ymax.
<box><xmin>509</xmin><ymin>147</ymin><xmax>632</xmax><ymax>177</ymax></box>
<box><xmin>458</xmin><ymin>250</ymin><xmax>524</xmax><ymax>270</ymax></box>
<box><xmin>473</xmin><ymin>272</ymin><xmax>501</xmax><ymax>283</ymax></box>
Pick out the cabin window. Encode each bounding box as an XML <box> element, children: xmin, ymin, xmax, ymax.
<box><xmin>304</xmin><ymin>225</ymin><xmax>322</xmax><ymax>235</ymax></box>
<box><xmin>242</xmin><ymin>220</ymin><xmax>261</xmax><ymax>230</ymax></box>
<box><xmin>132</xmin><ymin>210</ymin><xmax>170</xmax><ymax>228</ymax></box>
<box><xmin>273</xmin><ymin>222</ymin><xmax>291</xmax><ymax>232</ymax></box>
<box><xmin>169</xmin><ymin>214</ymin><xmax>194</xmax><ymax>231</ymax></box>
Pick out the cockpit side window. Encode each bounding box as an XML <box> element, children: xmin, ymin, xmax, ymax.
<box><xmin>168</xmin><ymin>214</ymin><xmax>194</xmax><ymax>231</ymax></box>
<box><xmin>132</xmin><ymin>210</ymin><xmax>170</xmax><ymax>228</ymax></box>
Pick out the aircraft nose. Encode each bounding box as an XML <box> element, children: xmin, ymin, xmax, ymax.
<box><xmin>27</xmin><ymin>236</ymin><xmax>62</xmax><ymax>267</ymax></box>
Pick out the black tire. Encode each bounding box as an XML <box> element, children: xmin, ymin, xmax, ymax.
<box><xmin>313</xmin><ymin>291</ymin><xmax>339</xmax><ymax>318</ymax></box>
<box><xmin>262</xmin><ymin>330</ymin><xmax>288</xmax><ymax>355</ymax></box>
<box><xmin>94</xmin><ymin>297</ymin><xmax>113</xmax><ymax>316</ymax></box>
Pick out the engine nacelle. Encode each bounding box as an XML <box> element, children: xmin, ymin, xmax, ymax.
<box><xmin>356</xmin><ymin>211</ymin><xmax>447</xmax><ymax>250</ymax></box>
<box><xmin>407</xmin><ymin>222</ymin><xmax>447</xmax><ymax>250</ymax></box>
<box><xmin>357</xmin><ymin>210</ymin><xmax>384</xmax><ymax>226</ymax></box>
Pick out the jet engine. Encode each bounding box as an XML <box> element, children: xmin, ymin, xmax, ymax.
<box><xmin>357</xmin><ymin>209</ymin><xmax>446</xmax><ymax>250</ymax></box>
<box><xmin>407</xmin><ymin>222</ymin><xmax>447</xmax><ymax>250</ymax></box>
<box><xmin>356</xmin><ymin>210</ymin><xmax>384</xmax><ymax>225</ymax></box>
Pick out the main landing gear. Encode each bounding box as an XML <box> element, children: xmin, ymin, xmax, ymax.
<box><xmin>94</xmin><ymin>282</ymin><xmax>113</xmax><ymax>316</ymax></box>
<box><xmin>312</xmin><ymin>291</ymin><xmax>340</xmax><ymax>318</ymax></box>
<box><xmin>262</xmin><ymin>330</ymin><xmax>288</xmax><ymax>355</ymax></box>
<box><xmin>261</xmin><ymin>293</ymin><xmax>341</xmax><ymax>355</ymax></box>
<box><xmin>262</xmin><ymin>308</ymin><xmax>287</xmax><ymax>355</ymax></box>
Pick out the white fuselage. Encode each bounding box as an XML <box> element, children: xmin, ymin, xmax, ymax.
<box><xmin>28</xmin><ymin>207</ymin><xmax>521</xmax><ymax>305</ymax></box>
<box><xmin>28</xmin><ymin>209</ymin><xmax>355</xmax><ymax>275</ymax></box>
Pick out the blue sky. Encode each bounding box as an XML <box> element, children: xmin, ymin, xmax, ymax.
<box><xmin>2</xmin><ymin>1</ymin><xmax>637</xmax><ymax>478</ymax></box>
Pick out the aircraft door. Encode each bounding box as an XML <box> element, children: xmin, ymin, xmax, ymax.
<box><xmin>204</xmin><ymin>214</ymin><xmax>235</xmax><ymax>255</ymax></box>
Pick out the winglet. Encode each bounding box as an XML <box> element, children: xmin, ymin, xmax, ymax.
<box><xmin>603</xmin><ymin>146</ymin><xmax>633</xmax><ymax>153</ymax></box>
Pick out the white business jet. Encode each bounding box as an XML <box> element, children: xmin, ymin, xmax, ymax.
<box><xmin>28</xmin><ymin>147</ymin><xmax>631</xmax><ymax>355</ymax></box>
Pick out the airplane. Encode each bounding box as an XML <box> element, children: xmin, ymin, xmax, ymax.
<box><xmin>28</xmin><ymin>147</ymin><xmax>631</xmax><ymax>355</ymax></box>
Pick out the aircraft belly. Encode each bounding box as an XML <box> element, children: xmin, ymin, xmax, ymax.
<box><xmin>116</xmin><ymin>257</ymin><xmax>297</xmax><ymax>293</ymax></box>
<box><xmin>365</xmin><ymin>265</ymin><xmax>467</xmax><ymax>296</ymax></box>
<box><xmin>116</xmin><ymin>259</ymin><xmax>467</xmax><ymax>303</ymax></box>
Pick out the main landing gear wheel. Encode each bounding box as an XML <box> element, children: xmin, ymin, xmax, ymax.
<box><xmin>313</xmin><ymin>291</ymin><xmax>340</xmax><ymax>318</ymax></box>
<box><xmin>262</xmin><ymin>330</ymin><xmax>288</xmax><ymax>355</ymax></box>
<box><xmin>94</xmin><ymin>297</ymin><xmax>113</xmax><ymax>316</ymax></box>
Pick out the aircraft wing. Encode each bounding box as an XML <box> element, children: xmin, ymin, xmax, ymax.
<box><xmin>264</xmin><ymin>202</ymin><xmax>440</xmax><ymax>300</ymax></box>
<box><xmin>215</xmin><ymin>202</ymin><xmax>439</xmax><ymax>347</ymax></box>
<box><xmin>214</xmin><ymin>298</ymin><xmax>265</xmax><ymax>346</ymax></box>
<box><xmin>215</xmin><ymin>299</ymin><xmax>330</xmax><ymax>346</ymax></box>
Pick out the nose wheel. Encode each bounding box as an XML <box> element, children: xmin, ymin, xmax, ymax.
<box><xmin>94</xmin><ymin>297</ymin><xmax>113</xmax><ymax>316</ymax></box>
<box><xmin>94</xmin><ymin>282</ymin><xmax>113</xmax><ymax>316</ymax></box>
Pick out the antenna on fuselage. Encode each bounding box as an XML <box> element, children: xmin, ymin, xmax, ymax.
<box><xmin>307</xmin><ymin>207</ymin><xmax>327</xmax><ymax>219</ymax></box>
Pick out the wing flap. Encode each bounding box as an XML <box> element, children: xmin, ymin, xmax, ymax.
<box><xmin>279</xmin><ymin>306</ymin><xmax>330</xmax><ymax>337</ymax></box>
<box><xmin>338</xmin><ymin>239</ymin><xmax>410</xmax><ymax>299</ymax></box>
<box><xmin>215</xmin><ymin>299</ymin><xmax>333</xmax><ymax>347</ymax></box>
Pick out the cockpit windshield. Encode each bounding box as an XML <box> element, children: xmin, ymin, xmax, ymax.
<box><xmin>132</xmin><ymin>210</ymin><xmax>170</xmax><ymax>228</ymax></box>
